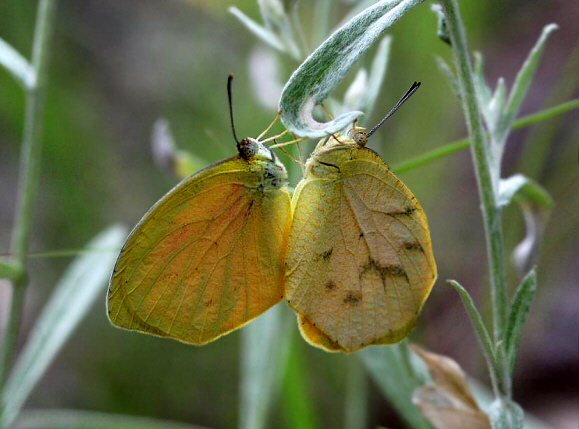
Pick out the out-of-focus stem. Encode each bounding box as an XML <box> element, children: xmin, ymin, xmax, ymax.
<box><xmin>0</xmin><ymin>0</ymin><xmax>57</xmax><ymax>389</ymax></box>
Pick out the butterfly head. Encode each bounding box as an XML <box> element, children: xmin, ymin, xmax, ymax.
<box><xmin>238</xmin><ymin>137</ymin><xmax>282</xmax><ymax>162</ymax></box>
<box><xmin>238</xmin><ymin>137</ymin><xmax>288</xmax><ymax>190</ymax></box>
<box><xmin>348</xmin><ymin>126</ymin><xmax>368</xmax><ymax>147</ymax></box>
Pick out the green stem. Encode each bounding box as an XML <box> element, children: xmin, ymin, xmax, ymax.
<box><xmin>0</xmin><ymin>0</ymin><xmax>57</xmax><ymax>388</ymax></box>
<box><xmin>513</xmin><ymin>98</ymin><xmax>579</xmax><ymax>128</ymax></box>
<box><xmin>393</xmin><ymin>137</ymin><xmax>469</xmax><ymax>174</ymax></box>
<box><xmin>441</xmin><ymin>0</ymin><xmax>510</xmax><ymax>397</ymax></box>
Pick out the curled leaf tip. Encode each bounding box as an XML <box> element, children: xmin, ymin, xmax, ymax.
<box><xmin>279</xmin><ymin>0</ymin><xmax>425</xmax><ymax>137</ymax></box>
<box><xmin>293</xmin><ymin>96</ymin><xmax>363</xmax><ymax>137</ymax></box>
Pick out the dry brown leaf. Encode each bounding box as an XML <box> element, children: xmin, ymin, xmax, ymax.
<box><xmin>411</xmin><ymin>345</ymin><xmax>491</xmax><ymax>429</ymax></box>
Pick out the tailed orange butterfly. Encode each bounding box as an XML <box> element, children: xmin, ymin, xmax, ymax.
<box><xmin>107</xmin><ymin>76</ymin><xmax>292</xmax><ymax>344</ymax></box>
<box><xmin>285</xmin><ymin>82</ymin><xmax>436</xmax><ymax>353</ymax></box>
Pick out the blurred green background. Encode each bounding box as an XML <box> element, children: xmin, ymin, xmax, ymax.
<box><xmin>0</xmin><ymin>0</ymin><xmax>577</xmax><ymax>428</ymax></box>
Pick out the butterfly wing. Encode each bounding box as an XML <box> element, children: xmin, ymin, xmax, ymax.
<box><xmin>286</xmin><ymin>146</ymin><xmax>436</xmax><ymax>353</ymax></box>
<box><xmin>108</xmin><ymin>157</ymin><xmax>291</xmax><ymax>344</ymax></box>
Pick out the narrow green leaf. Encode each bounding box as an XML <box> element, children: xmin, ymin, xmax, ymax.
<box><xmin>14</xmin><ymin>409</ymin><xmax>211</xmax><ymax>429</ymax></box>
<box><xmin>0</xmin><ymin>226</ymin><xmax>127</xmax><ymax>428</ymax></box>
<box><xmin>435</xmin><ymin>56</ymin><xmax>460</xmax><ymax>98</ymax></box>
<box><xmin>488</xmin><ymin>398</ymin><xmax>524</xmax><ymax>429</ymax></box>
<box><xmin>448</xmin><ymin>280</ymin><xmax>498</xmax><ymax>393</ymax></box>
<box><xmin>513</xmin><ymin>98</ymin><xmax>579</xmax><ymax>129</ymax></box>
<box><xmin>258</xmin><ymin>0</ymin><xmax>301</xmax><ymax>60</ymax></box>
<box><xmin>487</xmin><ymin>77</ymin><xmax>507</xmax><ymax>138</ymax></box>
<box><xmin>239</xmin><ymin>304</ymin><xmax>293</xmax><ymax>429</ymax></box>
<box><xmin>504</xmin><ymin>269</ymin><xmax>537</xmax><ymax>374</ymax></box>
<box><xmin>431</xmin><ymin>4</ymin><xmax>450</xmax><ymax>45</ymax></box>
<box><xmin>392</xmin><ymin>99</ymin><xmax>579</xmax><ymax>174</ymax></box>
<box><xmin>497</xmin><ymin>174</ymin><xmax>553</xmax><ymax>209</ymax></box>
<box><xmin>360</xmin><ymin>346</ymin><xmax>434</xmax><ymax>429</ymax></box>
<box><xmin>344</xmin><ymin>358</ymin><xmax>369</xmax><ymax>429</ymax></box>
<box><xmin>281</xmin><ymin>336</ymin><xmax>320</xmax><ymax>429</ymax></box>
<box><xmin>279</xmin><ymin>0</ymin><xmax>425</xmax><ymax>137</ymax></box>
<box><xmin>0</xmin><ymin>37</ymin><xmax>35</xmax><ymax>89</ymax></box>
<box><xmin>500</xmin><ymin>24</ymin><xmax>558</xmax><ymax>140</ymax></box>
<box><xmin>258</xmin><ymin>0</ymin><xmax>286</xmax><ymax>29</ymax></box>
<box><xmin>473</xmin><ymin>52</ymin><xmax>492</xmax><ymax>108</ymax></box>
<box><xmin>229</xmin><ymin>7</ymin><xmax>285</xmax><ymax>53</ymax></box>
<box><xmin>393</xmin><ymin>136</ymin><xmax>469</xmax><ymax>174</ymax></box>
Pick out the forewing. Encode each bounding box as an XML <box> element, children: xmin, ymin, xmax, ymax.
<box><xmin>108</xmin><ymin>158</ymin><xmax>291</xmax><ymax>344</ymax></box>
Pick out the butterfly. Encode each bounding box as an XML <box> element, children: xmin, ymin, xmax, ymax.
<box><xmin>285</xmin><ymin>82</ymin><xmax>437</xmax><ymax>353</ymax></box>
<box><xmin>107</xmin><ymin>77</ymin><xmax>292</xmax><ymax>344</ymax></box>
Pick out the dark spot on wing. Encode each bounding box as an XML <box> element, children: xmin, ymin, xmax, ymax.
<box><xmin>343</xmin><ymin>292</ymin><xmax>362</xmax><ymax>305</ymax></box>
<box><xmin>404</xmin><ymin>241</ymin><xmax>424</xmax><ymax>252</ymax></box>
<box><xmin>360</xmin><ymin>259</ymin><xmax>379</xmax><ymax>278</ymax></box>
<box><xmin>245</xmin><ymin>200</ymin><xmax>254</xmax><ymax>217</ymax></box>
<box><xmin>318</xmin><ymin>160</ymin><xmax>341</xmax><ymax>172</ymax></box>
<box><xmin>381</xmin><ymin>264</ymin><xmax>409</xmax><ymax>282</ymax></box>
<box><xmin>325</xmin><ymin>281</ymin><xmax>336</xmax><ymax>291</ymax></box>
<box><xmin>360</xmin><ymin>259</ymin><xmax>409</xmax><ymax>282</ymax></box>
<box><xmin>314</xmin><ymin>248</ymin><xmax>333</xmax><ymax>261</ymax></box>
<box><xmin>388</xmin><ymin>206</ymin><xmax>416</xmax><ymax>217</ymax></box>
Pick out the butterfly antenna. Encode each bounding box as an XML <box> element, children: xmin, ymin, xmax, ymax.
<box><xmin>366</xmin><ymin>81</ymin><xmax>421</xmax><ymax>139</ymax></box>
<box><xmin>227</xmin><ymin>74</ymin><xmax>240</xmax><ymax>144</ymax></box>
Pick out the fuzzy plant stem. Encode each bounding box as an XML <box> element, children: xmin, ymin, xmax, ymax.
<box><xmin>0</xmin><ymin>0</ymin><xmax>57</xmax><ymax>388</ymax></box>
<box><xmin>440</xmin><ymin>0</ymin><xmax>510</xmax><ymax>397</ymax></box>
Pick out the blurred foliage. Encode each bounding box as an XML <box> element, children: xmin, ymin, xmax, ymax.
<box><xmin>0</xmin><ymin>1</ymin><xmax>577</xmax><ymax>428</ymax></box>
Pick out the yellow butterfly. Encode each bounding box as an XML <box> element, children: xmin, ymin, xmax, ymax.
<box><xmin>285</xmin><ymin>82</ymin><xmax>437</xmax><ymax>353</ymax></box>
<box><xmin>107</xmin><ymin>78</ymin><xmax>292</xmax><ymax>344</ymax></box>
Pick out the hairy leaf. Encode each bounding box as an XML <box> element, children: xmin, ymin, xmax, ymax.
<box><xmin>279</xmin><ymin>0</ymin><xmax>425</xmax><ymax>137</ymax></box>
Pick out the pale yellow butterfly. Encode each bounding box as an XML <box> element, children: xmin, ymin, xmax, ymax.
<box><xmin>285</xmin><ymin>82</ymin><xmax>437</xmax><ymax>353</ymax></box>
<box><xmin>107</xmin><ymin>76</ymin><xmax>292</xmax><ymax>344</ymax></box>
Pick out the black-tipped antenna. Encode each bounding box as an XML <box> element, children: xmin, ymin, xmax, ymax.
<box><xmin>227</xmin><ymin>74</ymin><xmax>240</xmax><ymax>144</ymax></box>
<box><xmin>366</xmin><ymin>81</ymin><xmax>421</xmax><ymax>139</ymax></box>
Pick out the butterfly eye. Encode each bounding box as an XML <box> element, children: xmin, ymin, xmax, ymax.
<box><xmin>237</xmin><ymin>138</ymin><xmax>256</xmax><ymax>160</ymax></box>
<box><xmin>348</xmin><ymin>126</ymin><xmax>368</xmax><ymax>147</ymax></box>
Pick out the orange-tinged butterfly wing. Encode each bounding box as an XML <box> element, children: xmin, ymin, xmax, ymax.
<box><xmin>286</xmin><ymin>146</ymin><xmax>436</xmax><ymax>353</ymax></box>
<box><xmin>108</xmin><ymin>157</ymin><xmax>291</xmax><ymax>344</ymax></box>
